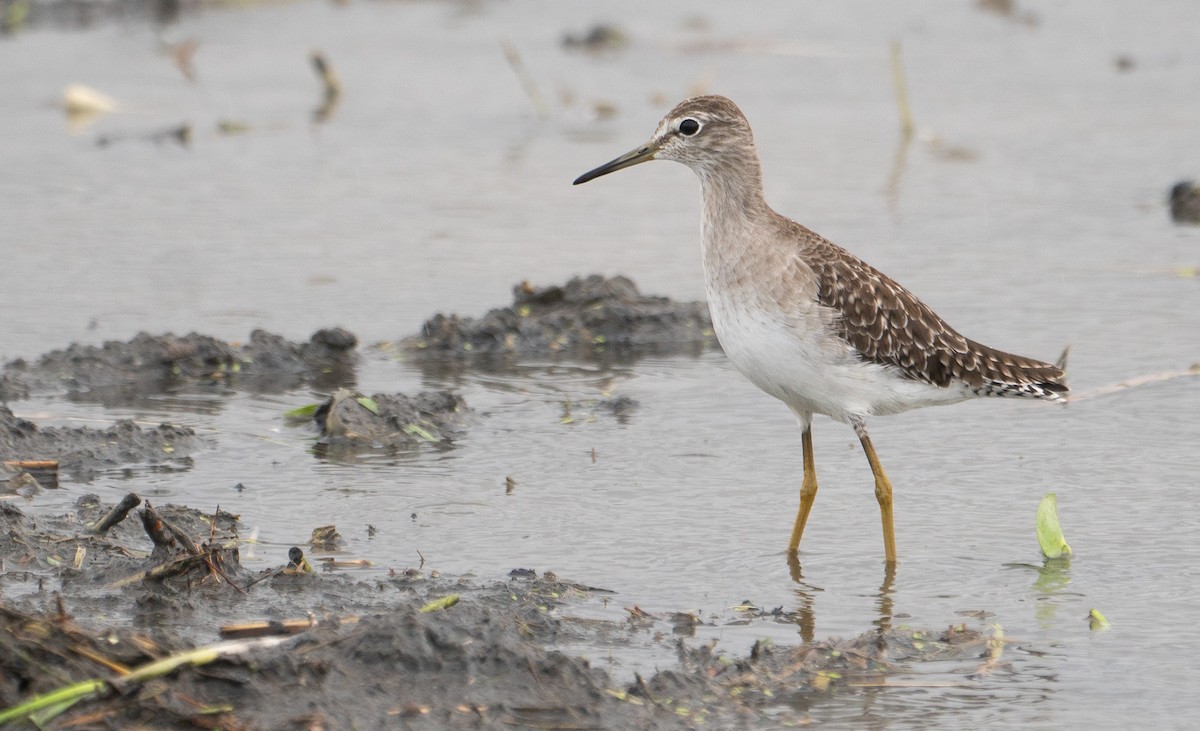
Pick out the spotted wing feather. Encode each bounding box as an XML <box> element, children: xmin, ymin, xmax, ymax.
<box><xmin>803</xmin><ymin>234</ymin><xmax>1067</xmax><ymax>399</ymax></box>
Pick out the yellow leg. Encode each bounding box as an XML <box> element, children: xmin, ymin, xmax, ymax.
<box><xmin>787</xmin><ymin>425</ymin><xmax>818</xmax><ymax>553</ymax></box>
<box><xmin>856</xmin><ymin>424</ymin><xmax>897</xmax><ymax>564</ymax></box>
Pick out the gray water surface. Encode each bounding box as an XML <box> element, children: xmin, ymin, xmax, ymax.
<box><xmin>3</xmin><ymin>0</ymin><xmax>1200</xmax><ymax>726</ymax></box>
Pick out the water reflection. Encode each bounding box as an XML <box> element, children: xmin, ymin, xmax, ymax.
<box><xmin>1031</xmin><ymin>556</ymin><xmax>1073</xmax><ymax>627</ymax></box>
<box><xmin>787</xmin><ymin>556</ymin><xmax>898</xmax><ymax>649</ymax></box>
<box><xmin>873</xmin><ymin>562</ymin><xmax>896</xmax><ymax>637</ymax></box>
<box><xmin>785</xmin><ymin>553</ymin><xmax>819</xmax><ymax>643</ymax></box>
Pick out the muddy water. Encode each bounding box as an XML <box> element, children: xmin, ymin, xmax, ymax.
<box><xmin>4</xmin><ymin>0</ymin><xmax>1200</xmax><ymax>726</ymax></box>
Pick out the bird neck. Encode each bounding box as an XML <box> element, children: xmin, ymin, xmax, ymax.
<box><xmin>695</xmin><ymin>153</ymin><xmax>778</xmax><ymax>300</ymax></box>
<box><xmin>696</xmin><ymin>152</ymin><xmax>770</xmax><ymax>253</ymax></box>
<box><xmin>695</xmin><ymin>152</ymin><xmax>767</xmax><ymax>224</ymax></box>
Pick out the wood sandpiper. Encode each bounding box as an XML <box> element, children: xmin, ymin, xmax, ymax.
<box><xmin>573</xmin><ymin>95</ymin><xmax>1067</xmax><ymax>564</ymax></box>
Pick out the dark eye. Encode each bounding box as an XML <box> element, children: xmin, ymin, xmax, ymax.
<box><xmin>679</xmin><ymin>118</ymin><xmax>700</xmax><ymax>136</ymax></box>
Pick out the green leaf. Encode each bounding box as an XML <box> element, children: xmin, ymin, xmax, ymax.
<box><xmin>1036</xmin><ymin>493</ymin><xmax>1071</xmax><ymax>559</ymax></box>
<box><xmin>419</xmin><ymin>594</ymin><xmax>460</xmax><ymax>613</ymax></box>
<box><xmin>355</xmin><ymin>396</ymin><xmax>380</xmax><ymax>415</ymax></box>
<box><xmin>1088</xmin><ymin>608</ymin><xmax>1110</xmax><ymax>630</ymax></box>
<box><xmin>284</xmin><ymin>403</ymin><xmax>319</xmax><ymax>419</ymax></box>
<box><xmin>402</xmin><ymin>424</ymin><xmax>437</xmax><ymax>442</ymax></box>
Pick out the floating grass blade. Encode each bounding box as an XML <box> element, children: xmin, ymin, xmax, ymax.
<box><xmin>402</xmin><ymin>424</ymin><xmax>437</xmax><ymax>442</ymax></box>
<box><xmin>1036</xmin><ymin>493</ymin><xmax>1071</xmax><ymax>559</ymax></box>
<box><xmin>284</xmin><ymin>403</ymin><xmax>319</xmax><ymax>419</ymax></box>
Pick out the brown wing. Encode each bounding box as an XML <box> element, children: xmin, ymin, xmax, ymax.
<box><xmin>804</xmin><ymin>235</ymin><xmax>1067</xmax><ymax>397</ymax></box>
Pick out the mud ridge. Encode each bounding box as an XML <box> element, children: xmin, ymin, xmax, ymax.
<box><xmin>399</xmin><ymin>275</ymin><xmax>717</xmax><ymax>364</ymax></box>
<box><xmin>0</xmin><ymin>328</ymin><xmax>359</xmax><ymax>404</ymax></box>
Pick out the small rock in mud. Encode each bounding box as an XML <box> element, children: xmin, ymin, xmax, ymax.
<box><xmin>562</xmin><ymin>23</ymin><xmax>629</xmax><ymax>52</ymax></box>
<box><xmin>400</xmin><ymin>275</ymin><xmax>716</xmax><ymax>363</ymax></box>
<box><xmin>560</xmin><ymin>394</ymin><xmax>638</xmax><ymax>425</ymax></box>
<box><xmin>1169</xmin><ymin>180</ymin><xmax>1200</xmax><ymax>224</ymax></box>
<box><xmin>312</xmin><ymin>388</ymin><xmax>468</xmax><ymax>451</ymax></box>
<box><xmin>0</xmin><ymin>327</ymin><xmax>358</xmax><ymax>403</ymax></box>
<box><xmin>0</xmin><ymin>405</ymin><xmax>202</xmax><ymax>481</ymax></box>
<box><xmin>597</xmin><ymin>394</ymin><xmax>637</xmax><ymax>419</ymax></box>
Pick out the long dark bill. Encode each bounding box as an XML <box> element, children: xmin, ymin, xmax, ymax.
<box><xmin>572</xmin><ymin>143</ymin><xmax>659</xmax><ymax>185</ymax></box>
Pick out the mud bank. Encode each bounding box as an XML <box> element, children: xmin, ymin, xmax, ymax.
<box><xmin>0</xmin><ymin>328</ymin><xmax>359</xmax><ymax>403</ymax></box>
<box><xmin>0</xmin><ymin>405</ymin><xmax>203</xmax><ymax>481</ymax></box>
<box><xmin>1</xmin><ymin>496</ymin><xmax>1002</xmax><ymax>730</ymax></box>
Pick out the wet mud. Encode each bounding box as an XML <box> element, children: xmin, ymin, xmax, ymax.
<box><xmin>0</xmin><ymin>405</ymin><xmax>203</xmax><ymax>481</ymax></box>
<box><xmin>1</xmin><ymin>497</ymin><xmax>998</xmax><ymax>730</ymax></box>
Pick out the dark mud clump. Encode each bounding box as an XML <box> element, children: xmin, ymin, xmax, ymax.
<box><xmin>1169</xmin><ymin>180</ymin><xmax>1200</xmax><ymax>224</ymax></box>
<box><xmin>312</xmin><ymin>388</ymin><xmax>468</xmax><ymax>451</ymax></box>
<box><xmin>0</xmin><ymin>327</ymin><xmax>359</xmax><ymax>403</ymax></box>
<box><xmin>400</xmin><ymin>275</ymin><xmax>717</xmax><ymax>363</ymax></box>
<box><xmin>0</xmin><ymin>405</ymin><xmax>202</xmax><ymax>481</ymax></box>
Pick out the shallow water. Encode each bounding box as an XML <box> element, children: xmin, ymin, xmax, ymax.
<box><xmin>4</xmin><ymin>0</ymin><xmax>1200</xmax><ymax>726</ymax></box>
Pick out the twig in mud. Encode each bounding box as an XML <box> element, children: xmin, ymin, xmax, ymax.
<box><xmin>70</xmin><ymin>646</ymin><xmax>131</xmax><ymax>676</ymax></box>
<box><xmin>500</xmin><ymin>38</ymin><xmax>550</xmax><ymax>120</ymax></box>
<box><xmin>890</xmin><ymin>40</ymin><xmax>915</xmax><ymax>139</ymax></box>
<box><xmin>3</xmin><ymin>460</ymin><xmax>58</xmax><ymax>471</ymax></box>
<box><xmin>3</xmin><ymin>460</ymin><xmax>59</xmax><ymax>490</ymax></box>
<box><xmin>1069</xmin><ymin>362</ymin><xmax>1200</xmax><ymax>403</ymax></box>
<box><xmin>220</xmin><ymin>615</ymin><xmax>362</xmax><ymax>639</ymax></box>
<box><xmin>156</xmin><ymin>509</ymin><xmax>202</xmax><ymax>556</ymax></box>
<box><xmin>317</xmin><ymin>558</ymin><xmax>372</xmax><ymax>569</ymax></box>
<box><xmin>92</xmin><ymin>493</ymin><xmax>142</xmax><ymax>535</ymax></box>
<box><xmin>208</xmin><ymin>504</ymin><xmax>220</xmax><ymax>544</ymax></box>
<box><xmin>139</xmin><ymin>503</ymin><xmax>175</xmax><ymax>550</ymax></box>
<box><xmin>310</xmin><ymin>50</ymin><xmax>342</xmax><ymax>124</ymax></box>
<box><xmin>204</xmin><ymin>551</ymin><xmax>247</xmax><ymax>594</ymax></box>
<box><xmin>884</xmin><ymin>41</ymin><xmax>915</xmax><ymax>214</ymax></box>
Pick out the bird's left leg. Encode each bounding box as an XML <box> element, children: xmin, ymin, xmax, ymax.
<box><xmin>853</xmin><ymin>419</ymin><xmax>897</xmax><ymax>564</ymax></box>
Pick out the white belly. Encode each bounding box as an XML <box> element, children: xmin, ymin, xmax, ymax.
<box><xmin>707</xmin><ymin>291</ymin><xmax>972</xmax><ymax>422</ymax></box>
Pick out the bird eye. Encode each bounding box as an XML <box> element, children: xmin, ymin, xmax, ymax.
<box><xmin>679</xmin><ymin>118</ymin><xmax>700</xmax><ymax>136</ymax></box>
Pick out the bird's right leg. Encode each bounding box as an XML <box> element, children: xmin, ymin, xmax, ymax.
<box><xmin>853</xmin><ymin>419</ymin><xmax>897</xmax><ymax>564</ymax></box>
<box><xmin>787</xmin><ymin>414</ymin><xmax>818</xmax><ymax>554</ymax></box>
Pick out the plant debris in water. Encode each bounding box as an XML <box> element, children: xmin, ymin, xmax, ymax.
<box><xmin>310</xmin><ymin>388</ymin><xmax>468</xmax><ymax>452</ymax></box>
